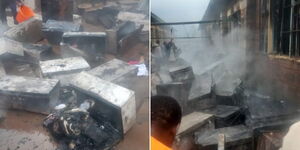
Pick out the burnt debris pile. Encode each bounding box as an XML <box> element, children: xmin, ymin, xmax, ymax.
<box><xmin>152</xmin><ymin>49</ymin><xmax>300</xmax><ymax>150</ymax></box>
<box><xmin>0</xmin><ymin>0</ymin><xmax>148</xmax><ymax>149</ymax></box>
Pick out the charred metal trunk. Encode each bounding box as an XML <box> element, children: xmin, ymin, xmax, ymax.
<box><xmin>0</xmin><ymin>75</ymin><xmax>60</xmax><ymax>114</ymax></box>
<box><xmin>42</xmin><ymin>20</ymin><xmax>82</xmax><ymax>45</ymax></box>
<box><xmin>70</xmin><ymin>72</ymin><xmax>136</xmax><ymax>134</ymax></box>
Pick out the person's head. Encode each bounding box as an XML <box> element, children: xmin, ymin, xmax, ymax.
<box><xmin>16</xmin><ymin>0</ymin><xmax>24</xmax><ymax>7</ymax></box>
<box><xmin>151</xmin><ymin>95</ymin><xmax>182</xmax><ymax>146</ymax></box>
<box><xmin>156</xmin><ymin>40</ymin><xmax>160</xmax><ymax>45</ymax></box>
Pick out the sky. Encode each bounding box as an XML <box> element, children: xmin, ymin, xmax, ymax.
<box><xmin>151</xmin><ymin>0</ymin><xmax>211</xmax><ymax>22</ymax></box>
<box><xmin>151</xmin><ymin>0</ymin><xmax>211</xmax><ymax>37</ymax></box>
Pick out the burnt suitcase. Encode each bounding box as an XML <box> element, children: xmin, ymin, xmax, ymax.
<box><xmin>0</xmin><ymin>75</ymin><xmax>60</xmax><ymax>114</ymax></box>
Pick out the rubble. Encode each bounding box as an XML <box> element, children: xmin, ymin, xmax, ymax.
<box><xmin>0</xmin><ymin>38</ymin><xmax>25</xmax><ymax>59</ymax></box>
<box><xmin>88</xmin><ymin>58</ymin><xmax>138</xmax><ymax>88</ymax></box>
<box><xmin>201</xmin><ymin>105</ymin><xmax>245</xmax><ymax>128</ymax></box>
<box><xmin>42</xmin><ymin>20</ymin><xmax>82</xmax><ymax>45</ymax></box>
<box><xmin>44</xmin><ymin>102</ymin><xmax>122</xmax><ymax>150</ymax></box>
<box><xmin>177</xmin><ymin>111</ymin><xmax>214</xmax><ymax>137</ymax></box>
<box><xmin>70</xmin><ymin>72</ymin><xmax>136</xmax><ymax>134</ymax></box>
<box><xmin>4</xmin><ymin>18</ymin><xmax>43</xmax><ymax>43</ymax></box>
<box><xmin>195</xmin><ymin>125</ymin><xmax>253</xmax><ymax>149</ymax></box>
<box><xmin>39</xmin><ymin>57</ymin><xmax>90</xmax><ymax>78</ymax></box>
<box><xmin>0</xmin><ymin>75</ymin><xmax>60</xmax><ymax>114</ymax></box>
<box><xmin>244</xmin><ymin>92</ymin><xmax>299</xmax><ymax>129</ymax></box>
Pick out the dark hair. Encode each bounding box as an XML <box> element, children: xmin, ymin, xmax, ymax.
<box><xmin>151</xmin><ymin>95</ymin><xmax>182</xmax><ymax>129</ymax></box>
<box><xmin>156</xmin><ymin>40</ymin><xmax>160</xmax><ymax>44</ymax></box>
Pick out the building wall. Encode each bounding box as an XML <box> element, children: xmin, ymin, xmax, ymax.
<box><xmin>269</xmin><ymin>56</ymin><xmax>300</xmax><ymax>101</ymax></box>
<box><xmin>205</xmin><ymin>0</ymin><xmax>300</xmax><ymax>102</ymax></box>
<box><xmin>223</xmin><ymin>0</ymin><xmax>300</xmax><ymax>103</ymax></box>
<box><xmin>252</xmin><ymin>0</ymin><xmax>300</xmax><ymax>103</ymax></box>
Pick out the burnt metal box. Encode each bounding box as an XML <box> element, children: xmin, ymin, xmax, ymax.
<box><xmin>4</xmin><ymin>18</ymin><xmax>43</xmax><ymax>43</ymax></box>
<box><xmin>23</xmin><ymin>44</ymin><xmax>53</xmax><ymax>62</ymax></box>
<box><xmin>177</xmin><ymin>111</ymin><xmax>214</xmax><ymax>138</ymax></box>
<box><xmin>187</xmin><ymin>74</ymin><xmax>215</xmax><ymax>110</ymax></box>
<box><xmin>202</xmin><ymin>105</ymin><xmax>245</xmax><ymax>128</ymax></box>
<box><xmin>42</xmin><ymin>20</ymin><xmax>82</xmax><ymax>45</ymax></box>
<box><xmin>244</xmin><ymin>92</ymin><xmax>299</xmax><ymax>129</ymax></box>
<box><xmin>62</xmin><ymin>32</ymin><xmax>106</xmax><ymax>59</ymax></box>
<box><xmin>106</xmin><ymin>29</ymin><xmax>118</xmax><ymax>54</ymax></box>
<box><xmin>188</xmin><ymin>74</ymin><xmax>212</xmax><ymax>100</ymax></box>
<box><xmin>195</xmin><ymin>125</ymin><xmax>253</xmax><ymax>150</ymax></box>
<box><xmin>214</xmin><ymin>74</ymin><xmax>243</xmax><ymax>106</ymax></box>
<box><xmin>167</xmin><ymin>58</ymin><xmax>195</xmax><ymax>82</ymax></box>
<box><xmin>39</xmin><ymin>57</ymin><xmax>90</xmax><ymax>77</ymax></box>
<box><xmin>0</xmin><ymin>75</ymin><xmax>60</xmax><ymax>114</ymax></box>
<box><xmin>70</xmin><ymin>72</ymin><xmax>136</xmax><ymax>134</ymax></box>
<box><xmin>0</xmin><ymin>38</ymin><xmax>25</xmax><ymax>60</ymax></box>
<box><xmin>88</xmin><ymin>59</ymin><xmax>138</xmax><ymax>88</ymax></box>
